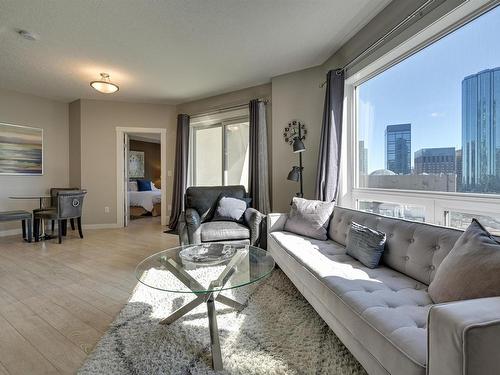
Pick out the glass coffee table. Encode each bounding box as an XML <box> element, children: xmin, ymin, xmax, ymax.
<box><xmin>135</xmin><ymin>243</ymin><xmax>275</xmax><ymax>370</ymax></box>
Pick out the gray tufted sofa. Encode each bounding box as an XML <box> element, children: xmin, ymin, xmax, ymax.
<box><xmin>267</xmin><ymin>206</ymin><xmax>500</xmax><ymax>375</ymax></box>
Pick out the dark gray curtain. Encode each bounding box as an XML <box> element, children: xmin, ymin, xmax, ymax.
<box><xmin>168</xmin><ymin>114</ymin><xmax>190</xmax><ymax>230</ymax></box>
<box><xmin>248</xmin><ymin>99</ymin><xmax>271</xmax><ymax>214</ymax></box>
<box><xmin>315</xmin><ymin>69</ymin><xmax>345</xmax><ymax>202</ymax></box>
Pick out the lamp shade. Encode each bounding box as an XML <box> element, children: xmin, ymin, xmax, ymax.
<box><xmin>287</xmin><ymin>166</ymin><xmax>301</xmax><ymax>182</ymax></box>
<box><xmin>292</xmin><ymin>137</ymin><xmax>305</xmax><ymax>153</ymax></box>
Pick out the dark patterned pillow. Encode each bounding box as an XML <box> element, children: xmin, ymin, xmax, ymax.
<box><xmin>346</xmin><ymin>221</ymin><xmax>386</xmax><ymax>268</ymax></box>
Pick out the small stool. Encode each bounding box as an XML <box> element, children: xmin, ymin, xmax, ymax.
<box><xmin>0</xmin><ymin>210</ymin><xmax>33</xmax><ymax>242</ymax></box>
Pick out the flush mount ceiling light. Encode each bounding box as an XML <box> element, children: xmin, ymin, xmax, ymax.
<box><xmin>90</xmin><ymin>73</ymin><xmax>119</xmax><ymax>94</ymax></box>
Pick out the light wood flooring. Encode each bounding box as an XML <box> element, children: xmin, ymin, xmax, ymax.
<box><xmin>0</xmin><ymin>217</ymin><xmax>178</xmax><ymax>374</ymax></box>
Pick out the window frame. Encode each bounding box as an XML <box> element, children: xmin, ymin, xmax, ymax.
<box><xmin>340</xmin><ymin>0</ymin><xmax>500</xmax><ymax>227</ymax></box>
<box><xmin>188</xmin><ymin>109</ymin><xmax>249</xmax><ymax>188</ymax></box>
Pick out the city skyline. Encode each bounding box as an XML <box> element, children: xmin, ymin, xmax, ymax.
<box><xmin>358</xmin><ymin>5</ymin><xmax>500</xmax><ymax>174</ymax></box>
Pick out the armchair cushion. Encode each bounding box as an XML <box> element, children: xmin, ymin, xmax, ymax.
<box><xmin>200</xmin><ymin>221</ymin><xmax>250</xmax><ymax>242</ymax></box>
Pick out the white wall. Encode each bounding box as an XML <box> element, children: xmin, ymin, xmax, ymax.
<box><xmin>271</xmin><ymin>66</ymin><xmax>324</xmax><ymax>212</ymax></box>
<box><xmin>0</xmin><ymin>88</ymin><xmax>69</xmax><ymax>233</ymax></box>
<box><xmin>75</xmin><ymin>99</ymin><xmax>177</xmax><ymax>225</ymax></box>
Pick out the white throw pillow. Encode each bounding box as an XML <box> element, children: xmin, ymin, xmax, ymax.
<box><xmin>150</xmin><ymin>182</ymin><xmax>160</xmax><ymax>191</ymax></box>
<box><xmin>284</xmin><ymin>197</ymin><xmax>335</xmax><ymax>240</ymax></box>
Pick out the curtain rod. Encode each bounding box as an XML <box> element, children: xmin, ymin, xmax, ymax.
<box><xmin>188</xmin><ymin>98</ymin><xmax>270</xmax><ymax>119</ymax></box>
<box><xmin>319</xmin><ymin>0</ymin><xmax>436</xmax><ymax>88</ymax></box>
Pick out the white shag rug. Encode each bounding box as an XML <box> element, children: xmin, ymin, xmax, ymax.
<box><xmin>79</xmin><ymin>269</ymin><xmax>367</xmax><ymax>375</ymax></box>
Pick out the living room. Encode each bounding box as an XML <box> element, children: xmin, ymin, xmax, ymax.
<box><xmin>0</xmin><ymin>0</ymin><xmax>499</xmax><ymax>374</ymax></box>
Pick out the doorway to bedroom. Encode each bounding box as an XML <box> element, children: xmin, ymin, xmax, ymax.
<box><xmin>116</xmin><ymin>127</ymin><xmax>168</xmax><ymax>228</ymax></box>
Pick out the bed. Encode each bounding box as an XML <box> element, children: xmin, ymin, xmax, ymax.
<box><xmin>128</xmin><ymin>180</ymin><xmax>162</xmax><ymax>218</ymax></box>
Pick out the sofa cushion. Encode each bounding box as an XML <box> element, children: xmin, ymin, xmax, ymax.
<box><xmin>429</xmin><ymin>219</ymin><xmax>500</xmax><ymax>303</ymax></box>
<box><xmin>200</xmin><ymin>221</ymin><xmax>250</xmax><ymax>242</ymax></box>
<box><xmin>328</xmin><ymin>207</ymin><xmax>463</xmax><ymax>285</ymax></box>
<box><xmin>270</xmin><ymin>231</ymin><xmax>432</xmax><ymax>372</ymax></box>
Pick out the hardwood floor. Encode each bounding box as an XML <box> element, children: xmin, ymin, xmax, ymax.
<box><xmin>0</xmin><ymin>217</ymin><xmax>178</xmax><ymax>374</ymax></box>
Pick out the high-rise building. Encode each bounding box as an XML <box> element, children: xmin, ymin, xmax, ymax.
<box><xmin>456</xmin><ymin>149</ymin><xmax>463</xmax><ymax>192</ymax></box>
<box><xmin>414</xmin><ymin>147</ymin><xmax>456</xmax><ymax>175</ymax></box>
<box><xmin>462</xmin><ymin>67</ymin><xmax>500</xmax><ymax>192</ymax></box>
<box><xmin>359</xmin><ymin>140</ymin><xmax>368</xmax><ymax>175</ymax></box>
<box><xmin>385</xmin><ymin>124</ymin><xmax>411</xmax><ymax>175</ymax></box>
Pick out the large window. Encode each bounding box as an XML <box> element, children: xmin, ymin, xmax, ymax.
<box><xmin>357</xmin><ymin>5</ymin><xmax>500</xmax><ymax>194</ymax></box>
<box><xmin>189</xmin><ymin>116</ymin><xmax>249</xmax><ymax>188</ymax></box>
<box><xmin>349</xmin><ymin>4</ymin><xmax>500</xmax><ymax>232</ymax></box>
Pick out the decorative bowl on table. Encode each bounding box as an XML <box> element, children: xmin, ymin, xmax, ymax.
<box><xmin>179</xmin><ymin>244</ymin><xmax>236</xmax><ymax>266</ymax></box>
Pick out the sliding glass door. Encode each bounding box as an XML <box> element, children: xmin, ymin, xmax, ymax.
<box><xmin>192</xmin><ymin>124</ymin><xmax>223</xmax><ymax>186</ymax></box>
<box><xmin>190</xmin><ymin>117</ymin><xmax>249</xmax><ymax>188</ymax></box>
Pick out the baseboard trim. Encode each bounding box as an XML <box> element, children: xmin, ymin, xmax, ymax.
<box><xmin>83</xmin><ymin>223</ymin><xmax>121</xmax><ymax>230</ymax></box>
<box><xmin>0</xmin><ymin>223</ymin><xmax>121</xmax><ymax>238</ymax></box>
<box><xmin>0</xmin><ymin>228</ymin><xmax>22</xmax><ymax>238</ymax></box>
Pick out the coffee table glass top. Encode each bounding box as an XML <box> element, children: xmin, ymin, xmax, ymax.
<box><xmin>135</xmin><ymin>243</ymin><xmax>275</xmax><ymax>294</ymax></box>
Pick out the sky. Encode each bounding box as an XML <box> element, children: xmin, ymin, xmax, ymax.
<box><xmin>358</xmin><ymin>4</ymin><xmax>500</xmax><ymax>173</ymax></box>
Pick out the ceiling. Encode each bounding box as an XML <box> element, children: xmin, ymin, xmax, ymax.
<box><xmin>0</xmin><ymin>0</ymin><xmax>390</xmax><ymax>104</ymax></box>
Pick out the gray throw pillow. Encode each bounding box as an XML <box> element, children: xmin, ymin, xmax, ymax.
<box><xmin>428</xmin><ymin>219</ymin><xmax>500</xmax><ymax>303</ymax></box>
<box><xmin>284</xmin><ymin>197</ymin><xmax>335</xmax><ymax>240</ymax></box>
<box><xmin>345</xmin><ymin>222</ymin><xmax>386</xmax><ymax>269</ymax></box>
<box><xmin>212</xmin><ymin>196</ymin><xmax>247</xmax><ymax>222</ymax></box>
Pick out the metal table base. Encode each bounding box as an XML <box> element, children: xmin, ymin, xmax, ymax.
<box><xmin>159</xmin><ymin>251</ymin><xmax>247</xmax><ymax>370</ymax></box>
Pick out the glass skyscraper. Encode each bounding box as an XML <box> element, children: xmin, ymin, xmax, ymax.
<box><xmin>385</xmin><ymin>124</ymin><xmax>411</xmax><ymax>175</ymax></box>
<box><xmin>414</xmin><ymin>147</ymin><xmax>456</xmax><ymax>175</ymax></box>
<box><xmin>461</xmin><ymin>67</ymin><xmax>500</xmax><ymax>193</ymax></box>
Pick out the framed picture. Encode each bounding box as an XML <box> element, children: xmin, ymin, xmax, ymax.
<box><xmin>129</xmin><ymin>150</ymin><xmax>145</xmax><ymax>178</ymax></box>
<box><xmin>0</xmin><ymin>122</ymin><xmax>43</xmax><ymax>175</ymax></box>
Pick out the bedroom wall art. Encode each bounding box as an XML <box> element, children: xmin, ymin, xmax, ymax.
<box><xmin>0</xmin><ymin>122</ymin><xmax>43</xmax><ymax>175</ymax></box>
<box><xmin>129</xmin><ymin>150</ymin><xmax>145</xmax><ymax>178</ymax></box>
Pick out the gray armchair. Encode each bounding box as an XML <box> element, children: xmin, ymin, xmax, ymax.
<box><xmin>178</xmin><ymin>185</ymin><xmax>265</xmax><ymax>247</ymax></box>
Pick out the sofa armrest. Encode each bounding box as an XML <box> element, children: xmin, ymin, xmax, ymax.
<box><xmin>427</xmin><ymin>297</ymin><xmax>500</xmax><ymax>375</ymax></box>
<box><xmin>267</xmin><ymin>213</ymin><xmax>288</xmax><ymax>233</ymax></box>
<box><xmin>244</xmin><ymin>208</ymin><xmax>265</xmax><ymax>247</ymax></box>
<box><xmin>185</xmin><ymin>208</ymin><xmax>202</xmax><ymax>244</ymax></box>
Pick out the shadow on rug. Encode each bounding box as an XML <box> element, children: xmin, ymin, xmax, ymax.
<box><xmin>78</xmin><ymin>269</ymin><xmax>367</xmax><ymax>375</ymax></box>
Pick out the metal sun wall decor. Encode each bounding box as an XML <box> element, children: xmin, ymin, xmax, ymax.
<box><xmin>283</xmin><ymin>120</ymin><xmax>307</xmax><ymax>146</ymax></box>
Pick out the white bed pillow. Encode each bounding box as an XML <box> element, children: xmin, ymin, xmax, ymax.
<box><xmin>151</xmin><ymin>182</ymin><xmax>160</xmax><ymax>191</ymax></box>
<box><xmin>128</xmin><ymin>181</ymin><xmax>138</xmax><ymax>191</ymax></box>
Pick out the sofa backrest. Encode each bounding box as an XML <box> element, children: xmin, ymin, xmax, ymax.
<box><xmin>184</xmin><ymin>185</ymin><xmax>246</xmax><ymax>222</ymax></box>
<box><xmin>329</xmin><ymin>206</ymin><xmax>463</xmax><ymax>285</ymax></box>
